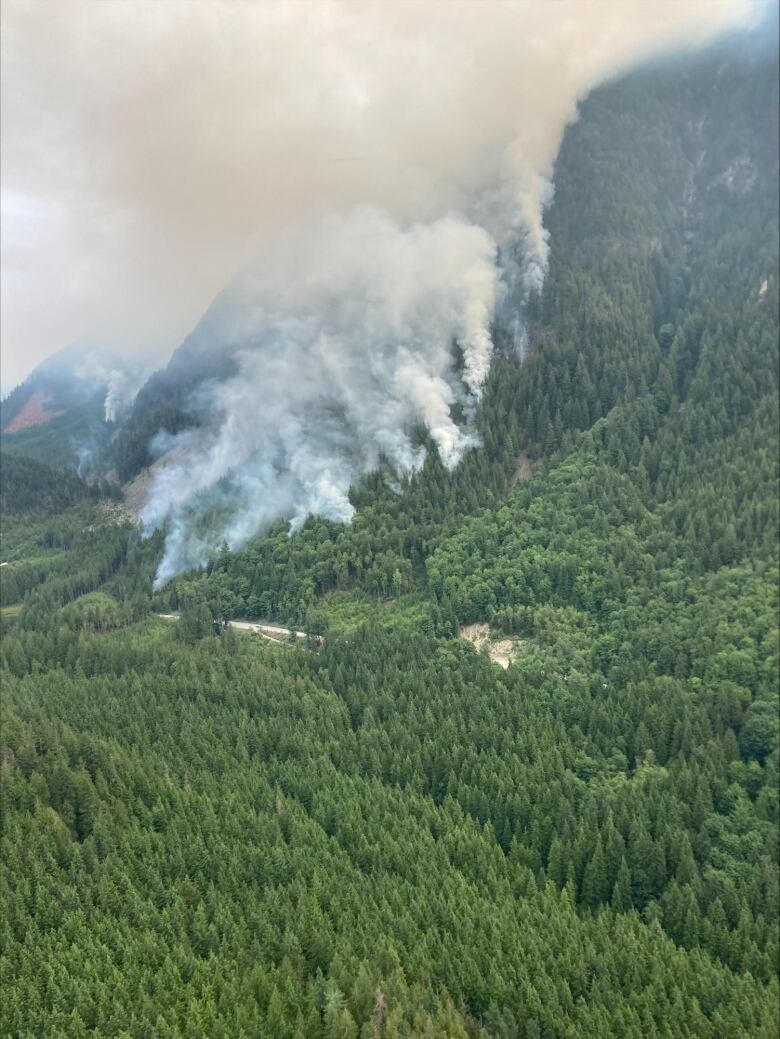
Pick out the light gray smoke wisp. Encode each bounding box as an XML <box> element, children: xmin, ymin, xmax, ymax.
<box><xmin>143</xmin><ymin>208</ymin><xmax>499</xmax><ymax>585</ymax></box>
<box><xmin>102</xmin><ymin>369</ymin><xmax>144</xmax><ymax>423</ymax></box>
<box><xmin>67</xmin><ymin>350</ymin><xmax>147</xmax><ymax>422</ymax></box>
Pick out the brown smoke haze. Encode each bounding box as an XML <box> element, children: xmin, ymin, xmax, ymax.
<box><xmin>1</xmin><ymin>0</ymin><xmax>757</xmax><ymax>388</ymax></box>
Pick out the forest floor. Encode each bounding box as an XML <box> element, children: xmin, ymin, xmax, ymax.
<box><xmin>510</xmin><ymin>450</ymin><xmax>540</xmax><ymax>486</ymax></box>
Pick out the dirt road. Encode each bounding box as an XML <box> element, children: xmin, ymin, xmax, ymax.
<box><xmin>157</xmin><ymin>613</ymin><xmax>318</xmax><ymax>643</ymax></box>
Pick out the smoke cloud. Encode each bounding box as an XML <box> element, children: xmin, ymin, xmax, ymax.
<box><xmin>2</xmin><ymin>1</ymin><xmax>761</xmax><ymax>580</ymax></box>
<box><xmin>2</xmin><ymin>0</ymin><xmax>756</xmax><ymax>390</ymax></box>
<box><xmin>142</xmin><ymin>207</ymin><xmax>499</xmax><ymax>584</ymax></box>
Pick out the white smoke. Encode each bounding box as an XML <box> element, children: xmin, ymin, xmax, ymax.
<box><xmin>138</xmin><ymin>1</ymin><xmax>761</xmax><ymax>584</ymax></box>
<box><xmin>23</xmin><ymin>342</ymin><xmax>148</xmax><ymax>421</ymax></box>
<box><xmin>143</xmin><ymin>207</ymin><xmax>500</xmax><ymax>584</ymax></box>
<box><xmin>103</xmin><ymin>368</ymin><xmax>142</xmax><ymax>423</ymax></box>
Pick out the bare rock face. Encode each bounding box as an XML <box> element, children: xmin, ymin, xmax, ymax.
<box><xmin>122</xmin><ymin>441</ymin><xmax>195</xmax><ymax>520</ymax></box>
<box><xmin>459</xmin><ymin>622</ymin><xmax>526</xmax><ymax>670</ymax></box>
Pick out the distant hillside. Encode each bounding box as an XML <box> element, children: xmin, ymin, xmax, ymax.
<box><xmin>1</xmin><ymin>345</ymin><xmax>146</xmax><ymax>471</ymax></box>
<box><xmin>3</xmin><ymin>392</ymin><xmax>65</xmax><ymax>433</ymax></box>
<box><xmin>2</xmin><ymin>344</ymin><xmax>96</xmax><ymax>431</ymax></box>
<box><xmin>1</xmin><ymin>395</ymin><xmax>110</xmax><ymax>471</ymax></box>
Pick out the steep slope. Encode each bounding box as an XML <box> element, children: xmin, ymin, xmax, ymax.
<box><xmin>159</xmin><ymin>39</ymin><xmax>778</xmax><ymax>624</ymax></box>
<box><xmin>1</xmin><ymin>345</ymin><xmax>146</xmax><ymax>471</ymax></box>
<box><xmin>0</xmin><ymin>454</ymin><xmax>107</xmax><ymax>517</ymax></box>
<box><xmin>156</xmin><ymin>23</ymin><xmax>780</xmax><ymax>997</ymax></box>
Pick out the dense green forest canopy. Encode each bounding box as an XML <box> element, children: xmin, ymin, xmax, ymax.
<box><xmin>0</xmin><ymin>454</ymin><xmax>114</xmax><ymax>518</ymax></box>
<box><xmin>1</xmin><ymin>36</ymin><xmax>778</xmax><ymax>1039</ymax></box>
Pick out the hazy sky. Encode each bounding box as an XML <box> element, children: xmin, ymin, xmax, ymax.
<box><xmin>1</xmin><ymin>0</ymin><xmax>759</xmax><ymax>390</ymax></box>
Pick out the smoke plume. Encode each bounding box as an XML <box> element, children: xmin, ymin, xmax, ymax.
<box><xmin>60</xmin><ymin>348</ymin><xmax>148</xmax><ymax>423</ymax></box>
<box><xmin>2</xmin><ymin>1</ymin><xmax>761</xmax><ymax>580</ymax></box>
<box><xmin>142</xmin><ymin>208</ymin><xmax>500</xmax><ymax>584</ymax></box>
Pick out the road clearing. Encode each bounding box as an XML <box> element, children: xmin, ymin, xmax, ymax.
<box><xmin>157</xmin><ymin>613</ymin><xmax>321</xmax><ymax>644</ymax></box>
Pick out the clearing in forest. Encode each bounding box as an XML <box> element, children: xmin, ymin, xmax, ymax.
<box><xmin>458</xmin><ymin>622</ymin><xmax>525</xmax><ymax>670</ymax></box>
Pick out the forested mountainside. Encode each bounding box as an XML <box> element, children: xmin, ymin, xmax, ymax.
<box><xmin>0</xmin><ymin>454</ymin><xmax>115</xmax><ymax>519</ymax></box>
<box><xmin>0</xmin><ymin>345</ymin><xmax>146</xmax><ymax>471</ymax></box>
<box><xmin>1</xmin><ymin>34</ymin><xmax>778</xmax><ymax>1039</ymax></box>
<box><xmin>0</xmin><ymin>402</ymin><xmax>108</xmax><ymax>471</ymax></box>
